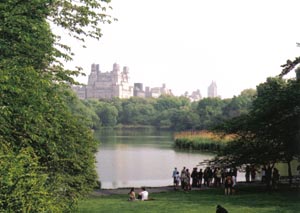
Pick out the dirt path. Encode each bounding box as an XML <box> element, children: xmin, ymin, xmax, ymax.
<box><xmin>90</xmin><ymin>184</ymin><xmax>224</xmax><ymax>196</ymax></box>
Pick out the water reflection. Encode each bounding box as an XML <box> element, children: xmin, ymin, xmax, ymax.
<box><xmin>95</xmin><ymin>128</ymin><xmax>213</xmax><ymax>189</ymax></box>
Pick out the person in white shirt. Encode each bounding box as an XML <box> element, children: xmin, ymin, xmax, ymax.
<box><xmin>138</xmin><ymin>187</ymin><xmax>148</xmax><ymax>201</ymax></box>
<box><xmin>174</xmin><ymin>171</ymin><xmax>180</xmax><ymax>190</ymax></box>
<box><xmin>231</xmin><ymin>175</ymin><xmax>236</xmax><ymax>194</ymax></box>
<box><xmin>172</xmin><ymin>167</ymin><xmax>178</xmax><ymax>187</ymax></box>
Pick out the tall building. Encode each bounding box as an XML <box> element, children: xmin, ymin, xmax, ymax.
<box><xmin>189</xmin><ymin>89</ymin><xmax>202</xmax><ymax>102</ymax></box>
<box><xmin>149</xmin><ymin>83</ymin><xmax>173</xmax><ymax>98</ymax></box>
<box><xmin>133</xmin><ymin>83</ymin><xmax>173</xmax><ymax>98</ymax></box>
<box><xmin>207</xmin><ymin>81</ymin><xmax>217</xmax><ymax>98</ymax></box>
<box><xmin>72</xmin><ymin>63</ymin><xmax>133</xmax><ymax>99</ymax></box>
<box><xmin>72</xmin><ymin>63</ymin><xmax>175</xmax><ymax>100</ymax></box>
<box><xmin>133</xmin><ymin>83</ymin><xmax>144</xmax><ymax>97</ymax></box>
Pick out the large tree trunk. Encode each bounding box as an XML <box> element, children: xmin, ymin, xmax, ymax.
<box><xmin>287</xmin><ymin>160</ymin><xmax>293</xmax><ymax>186</ymax></box>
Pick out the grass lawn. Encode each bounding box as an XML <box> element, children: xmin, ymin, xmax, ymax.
<box><xmin>78</xmin><ymin>186</ymin><xmax>300</xmax><ymax>213</ymax></box>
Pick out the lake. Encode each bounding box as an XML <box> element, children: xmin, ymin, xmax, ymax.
<box><xmin>94</xmin><ymin>128</ymin><xmax>214</xmax><ymax>189</ymax></box>
<box><xmin>95</xmin><ymin>128</ymin><xmax>300</xmax><ymax>189</ymax></box>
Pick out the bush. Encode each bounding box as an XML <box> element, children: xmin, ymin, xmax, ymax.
<box><xmin>0</xmin><ymin>144</ymin><xmax>63</xmax><ymax>212</ymax></box>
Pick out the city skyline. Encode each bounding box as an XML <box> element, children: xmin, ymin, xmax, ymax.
<box><xmin>73</xmin><ymin>62</ymin><xmax>205</xmax><ymax>100</ymax></box>
<box><xmin>74</xmin><ymin>62</ymin><xmax>218</xmax><ymax>99</ymax></box>
<box><xmin>62</xmin><ymin>0</ymin><xmax>300</xmax><ymax>98</ymax></box>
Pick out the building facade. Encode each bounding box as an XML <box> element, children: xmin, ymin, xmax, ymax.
<box><xmin>133</xmin><ymin>83</ymin><xmax>173</xmax><ymax>98</ymax></box>
<box><xmin>72</xmin><ymin>63</ymin><xmax>174</xmax><ymax>100</ymax></box>
<box><xmin>73</xmin><ymin>63</ymin><xmax>133</xmax><ymax>99</ymax></box>
<box><xmin>207</xmin><ymin>81</ymin><xmax>217</xmax><ymax>98</ymax></box>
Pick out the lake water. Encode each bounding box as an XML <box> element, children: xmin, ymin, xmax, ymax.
<box><xmin>94</xmin><ymin>128</ymin><xmax>214</xmax><ymax>189</ymax></box>
<box><xmin>95</xmin><ymin>128</ymin><xmax>300</xmax><ymax>189</ymax></box>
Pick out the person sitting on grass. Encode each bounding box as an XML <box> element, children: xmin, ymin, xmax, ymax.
<box><xmin>128</xmin><ymin>188</ymin><xmax>136</xmax><ymax>201</ymax></box>
<box><xmin>137</xmin><ymin>187</ymin><xmax>148</xmax><ymax>201</ymax></box>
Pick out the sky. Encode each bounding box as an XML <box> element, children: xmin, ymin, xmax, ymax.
<box><xmin>63</xmin><ymin>0</ymin><xmax>300</xmax><ymax>99</ymax></box>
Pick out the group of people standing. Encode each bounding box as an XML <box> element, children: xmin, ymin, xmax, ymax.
<box><xmin>172</xmin><ymin>166</ymin><xmax>237</xmax><ymax>195</ymax></box>
<box><xmin>245</xmin><ymin>165</ymin><xmax>280</xmax><ymax>189</ymax></box>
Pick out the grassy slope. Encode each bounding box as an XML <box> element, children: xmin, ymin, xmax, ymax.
<box><xmin>78</xmin><ymin>186</ymin><xmax>300</xmax><ymax>213</ymax></box>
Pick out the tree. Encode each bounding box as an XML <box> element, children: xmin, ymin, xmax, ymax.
<box><xmin>0</xmin><ymin>0</ymin><xmax>114</xmax><ymax>81</ymax></box>
<box><xmin>0</xmin><ymin>0</ymin><xmax>113</xmax><ymax>211</ymax></box>
<box><xmin>222</xmin><ymin>89</ymin><xmax>256</xmax><ymax>119</ymax></box>
<box><xmin>216</xmin><ymin>77</ymin><xmax>300</xmax><ymax>184</ymax></box>
<box><xmin>65</xmin><ymin>90</ymin><xmax>100</xmax><ymax>129</ymax></box>
<box><xmin>280</xmin><ymin>58</ymin><xmax>300</xmax><ymax>77</ymax></box>
<box><xmin>196</xmin><ymin>98</ymin><xmax>226</xmax><ymax>130</ymax></box>
<box><xmin>279</xmin><ymin>42</ymin><xmax>300</xmax><ymax>78</ymax></box>
<box><xmin>154</xmin><ymin>95</ymin><xmax>186</xmax><ymax>111</ymax></box>
<box><xmin>0</xmin><ymin>68</ymin><xmax>98</xmax><ymax>211</ymax></box>
<box><xmin>95</xmin><ymin>102</ymin><xmax>118</xmax><ymax>126</ymax></box>
<box><xmin>169</xmin><ymin>109</ymin><xmax>200</xmax><ymax>131</ymax></box>
<box><xmin>120</xmin><ymin>98</ymin><xmax>156</xmax><ymax>125</ymax></box>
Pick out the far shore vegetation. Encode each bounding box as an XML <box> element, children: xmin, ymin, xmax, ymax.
<box><xmin>174</xmin><ymin>130</ymin><xmax>235</xmax><ymax>151</ymax></box>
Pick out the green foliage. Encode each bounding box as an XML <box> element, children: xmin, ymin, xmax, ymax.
<box><xmin>119</xmin><ymin>97</ymin><xmax>156</xmax><ymax>125</ymax></box>
<box><xmin>154</xmin><ymin>95</ymin><xmax>188</xmax><ymax>111</ymax></box>
<box><xmin>0</xmin><ymin>0</ymin><xmax>112</xmax><ymax>211</ymax></box>
<box><xmin>222</xmin><ymin>89</ymin><xmax>256</xmax><ymax>119</ymax></box>
<box><xmin>169</xmin><ymin>109</ymin><xmax>200</xmax><ymax>130</ymax></box>
<box><xmin>66</xmin><ymin>93</ymin><xmax>100</xmax><ymax>129</ymax></box>
<box><xmin>295</xmin><ymin>67</ymin><xmax>300</xmax><ymax>80</ymax></box>
<box><xmin>196</xmin><ymin>97</ymin><xmax>226</xmax><ymax>129</ymax></box>
<box><xmin>95</xmin><ymin>102</ymin><xmax>118</xmax><ymax>126</ymax></box>
<box><xmin>0</xmin><ymin>143</ymin><xmax>62</xmax><ymax>212</ymax></box>
<box><xmin>216</xmin><ymin>77</ymin><xmax>300</xmax><ymax>170</ymax></box>
<box><xmin>77</xmin><ymin>92</ymin><xmax>255</xmax><ymax>131</ymax></box>
<box><xmin>49</xmin><ymin>0</ymin><xmax>114</xmax><ymax>42</ymax></box>
<box><xmin>0</xmin><ymin>67</ymin><xmax>98</xmax><ymax>211</ymax></box>
<box><xmin>0</xmin><ymin>1</ymin><xmax>55</xmax><ymax>70</ymax></box>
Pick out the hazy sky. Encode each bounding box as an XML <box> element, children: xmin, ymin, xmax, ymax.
<box><xmin>64</xmin><ymin>0</ymin><xmax>300</xmax><ymax>98</ymax></box>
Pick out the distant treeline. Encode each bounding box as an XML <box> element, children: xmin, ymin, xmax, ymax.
<box><xmin>71</xmin><ymin>89</ymin><xmax>256</xmax><ymax>131</ymax></box>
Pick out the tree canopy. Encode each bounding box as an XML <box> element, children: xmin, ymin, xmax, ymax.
<box><xmin>0</xmin><ymin>0</ymin><xmax>113</xmax><ymax>211</ymax></box>
<box><xmin>215</xmin><ymin>76</ymin><xmax>300</xmax><ymax>182</ymax></box>
<box><xmin>77</xmin><ymin>91</ymin><xmax>254</xmax><ymax>131</ymax></box>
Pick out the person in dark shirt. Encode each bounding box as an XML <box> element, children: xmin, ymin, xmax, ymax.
<box><xmin>191</xmin><ymin>167</ymin><xmax>198</xmax><ymax>187</ymax></box>
<box><xmin>198</xmin><ymin>169</ymin><xmax>203</xmax><ymax>188</ymax></box>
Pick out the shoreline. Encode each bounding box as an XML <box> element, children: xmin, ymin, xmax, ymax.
<box><xmin>91</xmin><ymin>181</ymin><xmax>264</xmax><ymax>196</ymax></box>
